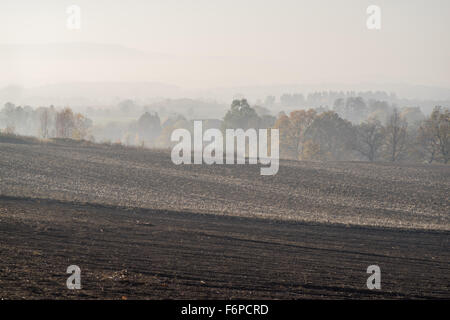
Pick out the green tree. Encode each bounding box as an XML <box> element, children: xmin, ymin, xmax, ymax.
<box><xmin>222</xmin><ymin>99</ymin><xmax>260</xmax><ymax>130</ymax></box>
<box><xmin>303</xmin><ymin>111</ymin><xmax>354</xmax><ymax>161</ymax></box>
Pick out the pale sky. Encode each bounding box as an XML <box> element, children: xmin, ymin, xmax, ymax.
<box><xmin>1</xmin><ymin>0</ymin><xmax>449</xmax><ymax>89</ymax></box>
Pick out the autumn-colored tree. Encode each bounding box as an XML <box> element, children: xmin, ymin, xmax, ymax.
<box><xmin>56</xmin><ymin>108</ymin><xmax>92</xmax><ymax>140</ymax></box>
<box><xmin>273</xmin><ymin>112</ymin><xmax>295</xmax><ymax>158</ymax></box>
<box><xmin>156</xmin><ymin>115</ymin><xmax>190</xmax><ymax>148</ymax></box>
<box><xmin>55</xmin><ymin>108</ymin><xmax>75</xmax><ymax>138</ymax></box>
<box><xmin>301</xmin><ymin>140</ymin><xmax>322</xmax><ymax>161</ymax></box>
<box><xmin>4</xmin><ymin>125</ymin><xmax>15</xmax><ymax>135</ymax></box>
<box><xmin>73</xmin><ymin>113</ymin><xmax>92</xmax><ymax>140</ymax></box>
<box><xmin>273</xmin><ymin>109</ymin><xmax>316</xmax><ymax>159</ymax></box>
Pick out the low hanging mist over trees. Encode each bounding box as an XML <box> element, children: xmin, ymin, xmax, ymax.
<box><xmin>0</xmin><ymin>103</ymin><xmax>93</xmax><ymax>141</ymax></box>
<box><xmin>0</xmin><ymin>92</ymin><xmax>448</xmax><ymax>164</ymax></box>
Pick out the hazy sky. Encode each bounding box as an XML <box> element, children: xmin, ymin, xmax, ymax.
<box><xmin>1</xmin><ymin>0</ymin><xmax>449</xmax><ymax>88</ymax></box>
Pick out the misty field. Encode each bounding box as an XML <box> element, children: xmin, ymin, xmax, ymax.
<box><xmin>0</xmin><ymin>138</ymin><xmax>449</xmax><ymax>299</ymax></box>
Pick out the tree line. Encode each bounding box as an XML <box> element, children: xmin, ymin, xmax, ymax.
<box><xmin>223</xmin><ymin>99</ymin><xmax>449</xmax><ymax>164</ymax></box>
<box><xmin>1</xmin><ymin>98</ymin><xmax>448</xmax><ymax>164</ymax></box>
<box><xmin>0</xmin><ymin>103</ymin><xmax>93</xmax><ymax>140</ymax></box>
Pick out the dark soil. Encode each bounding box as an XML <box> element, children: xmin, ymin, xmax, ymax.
<box><xmin>0</xmin><ymin>140</ymin><xmax>448</xmax><ymax>299</ymax></box>
<box><xmin>0</xmin><ymin>196</ymin><xmax>448</xmax><ymax>299</ymax></box>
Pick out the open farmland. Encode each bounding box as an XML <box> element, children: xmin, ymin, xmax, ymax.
<box><xmin>0</xmin><ymin>138</ymin><xmax>449</xmax><ymax>299</ymax></box>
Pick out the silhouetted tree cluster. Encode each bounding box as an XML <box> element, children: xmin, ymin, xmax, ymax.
<box><xmin>222</xmin><ymin>99</ymin><xmax>275</xmax><ymax>130</ymax></box>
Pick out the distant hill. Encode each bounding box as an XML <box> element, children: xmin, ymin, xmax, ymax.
<box><xmin>0</xmin><ymin>81</ymin><xmax>181</xmax><ymax>107</ymax></box>
<box><xmin>1</xmin><ymin>42</ymin><xmax>449</xmax><ymax>110</ymax></box>
<box><xmin>0</xmin><ymin>43</ymin><xmax>181</xmax><ymax>105</ymax></box>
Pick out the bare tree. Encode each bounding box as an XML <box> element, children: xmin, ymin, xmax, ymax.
<box><xmin>417</xmin><ymin>125</ymin><xmax>437</xmax><ymax>163</ymax></box>
<box><xmin>39</xmin><ymin>109</ymin><xmax>49</xmax><ymax>138</ymax></box>
<box><xmin>418</xmin><ymin>107</ymin><xmax>449</xmax><ymax>163</ymax></box>
<box><xmin>384</xmin><ymin>108</ymin><xmax>408</xmax><ymax>162</ymax></box>
<box><xmin>352</xmin><ymin>119</ymin><xmax>384</xmax><ymax>161</ymax></box>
